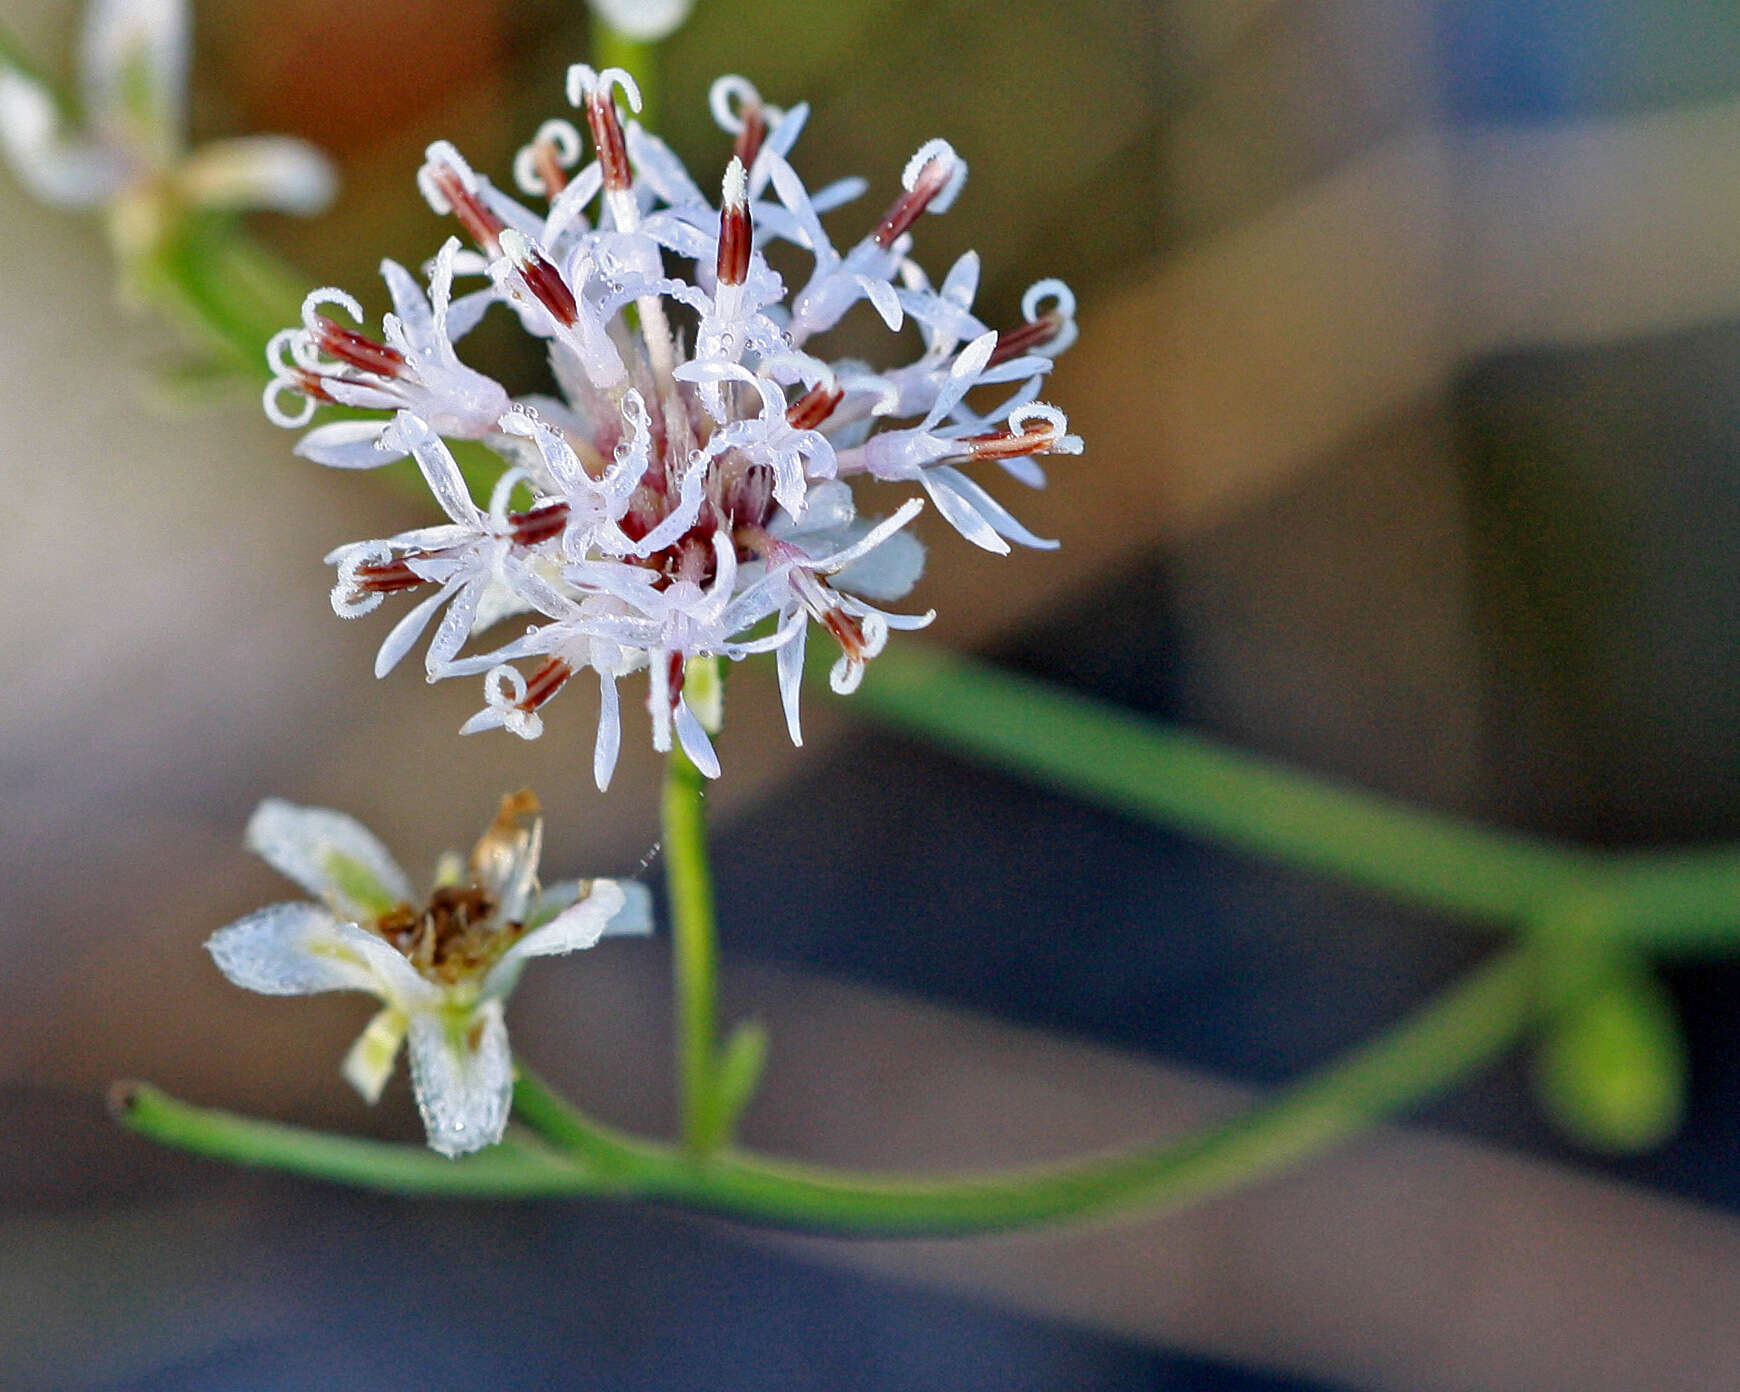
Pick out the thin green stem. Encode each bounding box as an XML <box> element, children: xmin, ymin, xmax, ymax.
<box><xmin>111</xmin><ymin>1082</ymin><xmax>592</xmax><ymax>1197</ymax></box>
<box><xmin>848</xmin><ymin>644</ymin><xmax>1740</xmax><ymax>951</ymax></box>
<box><xmin>663</xmin><ymin>745</ymin><xmax>721</xmax><ymax>1153</ymax></box>
<box><xmin>120</xmin><ymin>943</ymin><xmax>1541</xmax><ymax>1233</ymax></box>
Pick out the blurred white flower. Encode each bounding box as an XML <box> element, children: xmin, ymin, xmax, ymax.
<box><xmin>206</xmin><ymin>793</ymin><xmax>651</xmax><ymax>1157</ymax></box>
<box><xmin>589</xmin><ymin>0</ymin><xmax>696</xmax><ymax>43</ymax></box>
<box><xmin>0</xmin><ymin>0</ymin><xmax>334</xmax><ymax>255</ymax></box>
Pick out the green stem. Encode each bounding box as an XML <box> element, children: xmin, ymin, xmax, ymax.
<box><xmin>849</xmin><ymin>644</ymin><xmax>1740</xmax><ymax>951</ymax></box>
<box><xmin>663</xmin><ymin>745</ymin><xmax>721</xmax><ymax>1153</ymax></box>
<box><xmin>119</xmin><ymin>943</ymin><xmax>1540</xmax><ymax>1233</ymax></box>
<box><xmin>110</xmin><ymin>1082</ymin><xmax>592</xmax><ymax>1197</ymax></box>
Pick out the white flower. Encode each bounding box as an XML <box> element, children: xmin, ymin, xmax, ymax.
<box><xmin>0</xmin><ymin>0</ymin><xmax>334</xmax><ymax>256</ymax></box>
<box><xmin>206</xmin><ymin>792</ymin><xmax>651</xmax><ymax>1156</ymax></box>
<box><xmin>588</xmin><ymin>0</ymin><xmax>696</xmax><ymax>43</ymax></box>
<box><xmin>263</xmin><ymin>239</ymin><xmax>510</xmax><ymax>462</ymax></box>
<box><xmin>266</xmin><ymin>69</ymin><xmax>1081</xmax><ymax>784</ymax></box>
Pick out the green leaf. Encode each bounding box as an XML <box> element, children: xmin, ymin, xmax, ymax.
<box><xmin>1533</xmin><ymin>963</ymin><xmax>1687</xmax><ymax>1154</ymax></box>
<box><xmin>710</xmin><ymin>1019</ymin><xmax>770</xmax><ymax>1144</ymax></box>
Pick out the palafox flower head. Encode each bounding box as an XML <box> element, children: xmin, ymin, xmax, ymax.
<box><xmin>0</xmin><ymin>0</ymin><xmax>335</xmax><ymax>261</ymax></box>
<box><xmin>266</xmin><ymin>66</ymin><xmax>1080</xmax><ymax>786</ymax></box>
<box><xmin>206</xmin><ymin>792</ymin><xmax>650</xmax><ymax>1156</ymax></box>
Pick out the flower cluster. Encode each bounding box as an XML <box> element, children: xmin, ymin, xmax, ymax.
<box><xmin>207</xmin><ymin>792</ymin><xmax>650</xmax><ymax>1155</ymax></box>
<box><xmin>267</xmin><ymin>66</ymin><xmax>1079</xmax><ymax>786</ymax></box>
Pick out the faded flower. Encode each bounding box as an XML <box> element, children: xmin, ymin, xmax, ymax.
<box><xmin>206</xmin><ymin>792</ymin><xmax>650</xmax><ymax>1156</ymax></box>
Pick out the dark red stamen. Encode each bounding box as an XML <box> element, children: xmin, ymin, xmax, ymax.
<box><xmin>533</xmin><ymin>137</ymin><xmax>570</xmax><ymax>198</ymax></box>
<box><xmin>822</xmin><ymin>606</ymin><xmax>868</xmax><ymax>659</ymax></box>
<box><xmin>584</xmin><ymin>89</ymin><xmax>632</xmax><ymax>193</ymax></box>
<box><xmin>733</xmin><ymin>103</ymin><xmax>767</xmax><ymax>170</ymax></box>
<box><xmin>430</xmin><ymin>161</ymin><xmax>505</xmax><ymax>256</ymax></box>
<box><xmin>987</xmin><ymin>311</ymin><xmax>1064</xmax><ymax>368</ymax></box>
<box><xmin>292</xmin><ymin>369</ymin><xmax>336</xmax><ymax>403</ymax></box>
<box><xmin>872</xmin><ymin>156</ymin><xmax>953</xmax><ymax>250</ymax></box>
<box><xmin>717</xmin><ymin>190</ymin><xmax>751</xmax><ymax>288</ymax></box>
<box><xmin>786</xmin><ymin>381</ymin><xmax>843</xmax><ymax>431</ymax></box>
<box><xmin>508</xmin><ymin>501</ymin><xmax>569</xmax><ymax>547</ymax></box>
<box><xmin>354</xmin><ymin>558</ymin><xmax>430</xmax><ymax>594</ymax></box>
<box><xmin>313</xmin><ymin>316</ymin><xmax>406</xmax><ymax>378</ymax></box>
<box><xmin>517</xmin><ymin>657</ymin><xmax>573</xmax><ymax>712</ymax></box>
<box><xmin>961</xmin><ymin>423</ymin><xmax>1061</xmax><ymax>460</ymax></box>
<box><xmin>512</xmin><ymin>244</ymin><xmax>579</xmax><ymax>326</ymax></box>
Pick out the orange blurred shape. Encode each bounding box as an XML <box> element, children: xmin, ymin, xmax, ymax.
<box><xmin>224</xmin><ymin>0</ymin><xmax>508</xmax><ymax>155</ymax></box>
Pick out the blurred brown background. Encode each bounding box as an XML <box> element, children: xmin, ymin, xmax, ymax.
<box><xmin>7</xmin><ymin>1</ymin><xmax>1740</xmax><ymax>1388</ymax></box>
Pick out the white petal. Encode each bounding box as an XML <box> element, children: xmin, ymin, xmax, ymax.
<box><xmin>407</xmin><ymin>1002</ymin><xmax>513</xmax><ymax>1157</ymax></box>
<box><xmin>835</xmin><ymin>528</ymin><xmax>926</xmax><ymax>601</ymax></box>
<box><xmin>593</xmin><ymin>672</ymin><xmax>622</xmax><ymax>791</ymax></box>
<box><xmin>206</xmin><ymin>902</ymin><xmax>426</xmax><ymax>1003</ymax></box>
<box><xmin>294</xmin><ymin>419</ymin><xmax>398</xmax><ymax>468</ymax></box>
<box><xmin>244</xmin><ymin>798</ymin><xmax>414</xmax><ymax>918</ymax></box>
<box><xmin>177</xmin><ymin>136</ymin><xmax>336</xmax><ymax>215</ymax></box>
<box><xmin>379</xmin><ymin>258</ymin><xmax>435</xmax><ymax>340</ymax></box>
<box><xmin>424</xmin><ymin>577</ymin><xmax>485</xmax><ymax>676</ymax></box>
<box><xmin>926</xmin><ymin>465</ymin><xmax>1057</xmax><ymax>549</ymax></box>
<box><xmin>776</xmin><ymin>622</ymin><xmax>806</xmax><ymax>745</ymax></box>
<box><xmin>0</xmin><ymin>71</ymin><xmax>128</xmax><ymax>206</ymax></box>
<box><xmin>374</xmin><ymin>583</ymin><xmax>455</xmax><ymax>679</ymax></box>
<box><xmin>341</xmin><ymin>1006</ymin><xmax>409</xmax><ymax>1103</ymax></box>
<box><xmin>675</xmin><ymin>700</ymin><xmax>721</xmax><ymax>778</ymax></box>
<box><xmin>81</xmin><ymin>0</ymin><xmax>187</xmax><ymax>155</ymax></box>
<box><xmin>444</xmin><ymin>288</ymin><xmax>495</xmax><ymax>342</ymax></box>
<box><xmin>921</xmin><ymin>469</ymin><xmax>1010</xmax><ymax>554</ymax></box>
<box><xmin>390</xmin><ymin>413</ymin><xmax>483</xmax><ymax>526</ymax></box>
<box><xmin>485</xmin><ymin>878</ymin><xmax>626</xmax><ymax>989</ymax></box>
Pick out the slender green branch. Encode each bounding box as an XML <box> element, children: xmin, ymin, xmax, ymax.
<box><xmin>120</xmin><ymin>944</ymin><xmax>1541</xmax><ymax>1233</ymax></box>
<box><xmin>111</xmin><ymin>1082</ymin><xmax>593</xmax><ymax>1197</ymax></box>
<box><xmin>663</xmin><ymin>745</ymin><xmax>721</xmax><ymax>1153</ymax></box>
<box><xmin>848</xmin><ymin>644</ymin><xmax>1740</xmax><ymax>951</ymax></box>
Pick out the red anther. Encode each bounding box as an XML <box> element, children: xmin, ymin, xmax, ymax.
<box><xmin>583</xmin><ymin>88</ymin><xmax>632</xmax><ymax>193</ymax></box>
<box><xmin>961</xmin><ymin>423</ymin><xmax>1061</xmax><ymax>461</ymax></box>
<box><xmin>508</xmin><ymin>501</ymin><xmax>569</xmax><ymax>547</ymax></box>
<box><xmin>785</xmin><ymin>381</ymin><xmax>843</xmax><ymax>431</ymax></box>
<box><xmin>986</xmin><ymin>311</ymin><xmax>1064</xmax><ymax>368</ymax></box>
<box><xmin>313</xmin><ymin>316</ymin><xmax>406</xmax><ymax>378</ymax></box>
<box><xmin>872</xmin><ymin>156</ymin><xmax>953</xmax><ymax>250</ymax></box>
<box><xmin>821</xmin><ymin>605</ymin><xmax>868</xmax><ymax>659</ymax></box>
<box><xmin>354</xmin><ymin>558</ymin><xmax>430</xmax><ymax>594</ymax></box>
<box><xmin>430</xmin><ymin>161</ymin><xmax>505</xmax><ymax>256</ymax></box>
<box><xmin>733</xmin><ymin>103</ymin><xmax>767</xmax><ymax>170</ymax></box>
<box><xmin>716</xmin><ymin>192</ymin><xmax>751</xmax><ymax>288</ymax></box>
<box><xmin>532</xmin><ymin>137</ymin><xmax>570</xmax><ymax>198</ymax></box>
<box><xmin>517</xmin><ymin>657</ymin><xmax>573</xmax><ymax>712</ymax></box>
<box><xmin>512</xmin><ymin>245</ymin><xmax>579</xmax><ymax>327</ymax></box>
<box><xmin>666</xmin><ymin>650</ymin><xmax>686</xmax><ymax>698</ymax></box>
<box><xmin>292</xmin><ymin>368</ymin><xmax>336</xmax><ymax>403</ymax></box>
